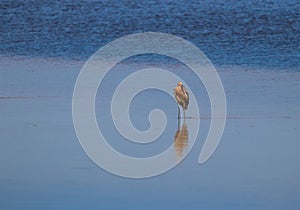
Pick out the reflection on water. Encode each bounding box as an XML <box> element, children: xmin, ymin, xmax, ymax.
<box><xmin>174</xmin><ymin>118</ymin><xmax>189</xmax><ymax>161</ymax></box>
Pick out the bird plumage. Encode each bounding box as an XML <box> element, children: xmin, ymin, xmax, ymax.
<box><xmin>174</xmin><ymin>81</ymin><xmax>189</xmax><ymax>110</ymax></box>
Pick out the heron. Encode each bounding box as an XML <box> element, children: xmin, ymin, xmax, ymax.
<box><xmin>174</xmin><ymin>81</ymin><xmax>189</xmax><ymax>119</ymax></box>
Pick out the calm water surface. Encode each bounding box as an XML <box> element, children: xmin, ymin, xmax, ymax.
<box><xmin>0</xmin><ymin>0</ymin><xmax>300</xmax><ymax>209</ymax></box>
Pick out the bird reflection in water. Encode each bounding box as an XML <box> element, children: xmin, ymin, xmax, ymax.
<box><xmin>174</xmin><ymin>118</ymin><xmax>189</xmax><ymax>161</ymax></box>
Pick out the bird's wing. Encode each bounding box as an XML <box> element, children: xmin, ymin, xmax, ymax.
<box><xmin>183</xmin><ymin>86</ymin><xmax>189</xmax><ymax>105</ymax></box>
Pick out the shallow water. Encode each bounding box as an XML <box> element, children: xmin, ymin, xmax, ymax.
<box><xmin>0</xmin><ymin>57</ymin><xmax>300</xmax><ymax>209</ymax></box>
<box><xmin>1</xmin><ymin>0</ymin><xmax>300</xmax><ymax>209</ymax></box>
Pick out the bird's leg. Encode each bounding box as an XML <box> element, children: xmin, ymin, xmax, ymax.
<box><xmin>183</xmin><ymin>110</ymin><xmax>186</xmax><ymax>119</ymax></box>
<box><xmin>177</xmin><ymin>115</ymin><xmax>180</xmax><ymax>131</ymax></box>
<box><xmin>178</xmin><ymin>106</ymin><xmax>181</xmax><ymax>119</ymax></box>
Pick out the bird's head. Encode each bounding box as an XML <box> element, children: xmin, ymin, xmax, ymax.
<box><xmin>178</xmin><ymin>81</ymin><xmax>183</xmax><ymax>87</ymax></box>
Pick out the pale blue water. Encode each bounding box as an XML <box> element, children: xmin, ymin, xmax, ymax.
<box><xmin>1</xmin><ymin>1</ymin><xmax>300</xmax><ymax>209</ymax></box>
<box><xmin>1</xmin><ymin>59</ymin><xmax>299</xmax><ymax>209</ymax></box>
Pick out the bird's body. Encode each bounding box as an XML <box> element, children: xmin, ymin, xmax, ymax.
<box><xmin>174</xmin><ymin>81</ymin><xmax>189</xmax><ymax>118</ymax></box>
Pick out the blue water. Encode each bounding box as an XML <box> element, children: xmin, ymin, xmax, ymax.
<box><xmin>1</xmin><ymin>0</ymin><xmax>299</xmax><ymax>68</ymax></box>
<box><xmin>1</xmin><ymin>1</ymin><xmax>300</xmax><ymax>209</ymax></box>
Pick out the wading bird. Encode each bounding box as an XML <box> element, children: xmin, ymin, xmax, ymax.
<box><xmin>174</xmin><ymin>81</ymin><xmax>189</xmax><ymax>119</ymax></box>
